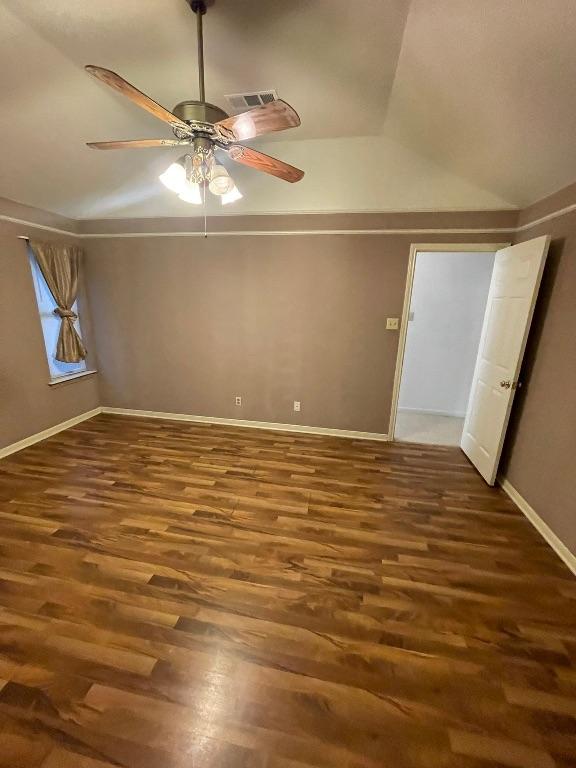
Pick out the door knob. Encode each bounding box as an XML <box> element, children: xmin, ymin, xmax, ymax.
<box><xmin>500</xmin><ymin>380</ymin><xmax>512</xmax><ymax>389</ymax></box>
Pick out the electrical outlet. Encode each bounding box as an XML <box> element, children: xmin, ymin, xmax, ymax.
<box><xmin>235</xmin><ymin>396</ymin><xmax>242</xmax><ymax>406</ymax></box>
<box><xmin>293</xmin><ymin>401</ymin><xmax>301</xmax><ymax>412</ymax></box>
<box><xmin>386</xmin><ymin>317</ymin><xmax>399</xmax><ymax>330</ymax></box>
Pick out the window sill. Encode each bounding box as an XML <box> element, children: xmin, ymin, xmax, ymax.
<box><xmin>48</xmin><ymin>370</ymin><xmax>98</xmax><ymax>387</ymax></box>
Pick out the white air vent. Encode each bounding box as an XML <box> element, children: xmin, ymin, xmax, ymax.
<box><xmin>224</xmin><ymin>90</ymin><xmax>279</xmax><ymax>114</ymax></box>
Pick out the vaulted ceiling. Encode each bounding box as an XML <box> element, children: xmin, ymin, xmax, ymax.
<box><xmin>2</xmin><ymin>0</ymin><xmax>576</xmax><ymax>218</ymax></box>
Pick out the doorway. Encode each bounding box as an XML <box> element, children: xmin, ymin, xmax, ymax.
<box><xmin>390</xmin><ymin>244</ymin><xmax>505</xmax><ymax>446</ymax></box>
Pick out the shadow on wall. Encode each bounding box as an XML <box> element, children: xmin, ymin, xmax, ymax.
<box><xmin>500</xmin><ymin>236</ymin><xmax>564</xmax><ymax>473</ymax></box>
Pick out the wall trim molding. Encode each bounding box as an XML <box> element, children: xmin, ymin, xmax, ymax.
<box><xmin>81</xmin><ymin>206</ymin><xmax>519</xmax><ymax>219</ymax></box>
<box><xmin>498</xmin><ymin>476</ymin><xmax>576</xmax><ymax>577</ymax></box>
<box><xmin>2</xmin><ymin>206</ymin><xmax>575</xmax><ymax>238</ymax></box>
<box><xmin>0</xmin><ymin>408</ymin><xmax>102</xmax><ymax>460</ymax></box>
<box><xmin>0</xmin><ymin>213</ymin><xmax>77</xmax><ymax>237</ymax></box>
<box><xmin>398</xmin><ymin>406</ymin><xmax>466</xmax><ymax>418</ymax></box>
<box><xmin>81</xmin><ymin>227</ymin><xmax>516</xmax><ymax>239</ymax></box>
<box><xmin>101</xmin><ymin>407</ymin><xmax>389</xmax><ymax>442</ymax></box>
<box><xmin>517</xmin><ymin>201</ymin><xmax>576</xmax><ymax>232</ymax></box>
<box><xmin>1</xmin><ymin>213</ymin><xmax>515</xmax><ymax>238</ymax></box>
<box><xmin>3</xmin><ymin>199</ymin><xmax>574</xmax><ymax>239</ymax></box>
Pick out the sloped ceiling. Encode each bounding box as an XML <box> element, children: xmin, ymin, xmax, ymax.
<box><xmin>1</xmin><ymin>0</ymin><xmax>575</xmax><ymax>218</ymax></box>
<box><xmin>384</xmin><ymin>0</ymin><xmax>576</xmax><ymax>208</ymax></box>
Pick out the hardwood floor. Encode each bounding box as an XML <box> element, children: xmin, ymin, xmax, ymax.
<box><xmin>0</xmin><ymin>413</ymin><xmax>575</xmax><ymax>768</ymax></box>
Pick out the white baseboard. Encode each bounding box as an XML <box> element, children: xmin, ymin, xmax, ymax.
<box><xmin>398</xmin><ymin>407</ymin><xmax>466</xmax><ymax>418</ymax></box>
<box><xmin>498</xmin><ymin>476</ymin><xmax>576</xmax><ymax>577</ymax></box>
<box><xmin>0</xmin><ymin>407</ymin><xmax>102</xmax><ymax>460</ymax></box>
<box><xmin>101</xmin><ymin>407</ymin><xmax>389</xmax><ymax>442</ymax></box>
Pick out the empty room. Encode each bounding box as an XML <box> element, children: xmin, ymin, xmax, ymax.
<box><xmin>1</xmin><ymin>2</ymin><xmax>575</xmax><ymax>767</ymax></box>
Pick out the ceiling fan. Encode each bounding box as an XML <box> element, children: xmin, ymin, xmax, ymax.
<box><xmin>85</xmin><ymin>0</ymin><xmax>304</xmax><ymax>206</ymax></box>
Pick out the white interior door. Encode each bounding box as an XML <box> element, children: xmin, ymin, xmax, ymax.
<box><xmin>461</xmin><ymin>235</ymin><xmax>550</xmax><ymax>484</ymax></box>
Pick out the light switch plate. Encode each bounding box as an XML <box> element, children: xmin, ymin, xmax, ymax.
<box><xmin>386</xmin><ymin>317</ymin><xmax>399</xmax><ymax>330</ymax></box>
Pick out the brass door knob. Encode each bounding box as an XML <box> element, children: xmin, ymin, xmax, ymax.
<box><xmin>500</xmin><ymin>380</ymin><xmax>512</xmax><ymax>389</ymax></box>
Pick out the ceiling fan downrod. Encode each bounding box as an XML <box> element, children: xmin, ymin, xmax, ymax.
<box><xmin>189</xmin><ymin>0</ymin><xmax>208</xmax><ymax>103</ymax></box>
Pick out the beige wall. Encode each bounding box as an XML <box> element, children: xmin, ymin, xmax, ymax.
<box><xmin>78</xmin><ymin>209</ymin><xmax>518</xmax><ymax>236</ymax></box>
<box><xmin>501</xmin><ymin>206</ymin><xmax>576</xmax><ymax>554</ymax></box>
<box><xmin>83</xmin><ymin>222</ymin><xmax>509</xmax><ymax>434</ymax></box>
<box><xmin>0</xmin><ymin>208</ymin><xmax>100</xmax><ymax>450</ymax></box>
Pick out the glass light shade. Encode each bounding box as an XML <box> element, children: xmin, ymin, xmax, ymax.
<box><xmin>159</xmin><ymin>162</ymin><xmax>186</xmax><ymax>193</ymax></box>
<box><xmin>178</xmin><ymin>181</ymin><xmax>202</xmax><ymax>204</ymax></box>
<box><xmin>209</xmin><ymin>164</ymin><xmax>234</xmax><ymax>195</ymax></box>
<box><xmin>221</xmin><ymin>184</ymin><xmax>243</xmax><ymax>205</ymax></box>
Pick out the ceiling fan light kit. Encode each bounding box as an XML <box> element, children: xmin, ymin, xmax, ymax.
<box><xmin>208</xmin><ymin>164</ymin><xmax>234</xmax><ymax>195</ymax></box>
<box><xmin>178</xmin><ymin>181</ymin><xmax>202</xmax><ymax>205</ymax></box>
<box><xmin>221</xmin><ymin>185</ymin><xmax>243</xmax><ymax>205</ymax></box>
<box><xmin>158</xmin><ymin>160</ymin><xmax>187</xmax><ymax>193</ymax></box>
<box><xmin>85</xmin><ymin>0</ymin><xmax>303</xmax><ymax>208</ymax></box>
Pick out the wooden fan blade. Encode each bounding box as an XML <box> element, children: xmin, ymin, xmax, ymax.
<box><xmin>215</xmin><ymin>100</ymin><xmax>300</xmax><ymax>141</ymax></box>
<box><xmin>85</xmin><ymin>66</ymin><xmax>192</xmax><ymax>134</ymax></box>
<box><xmin>227</xmin><ymin>145</ymin><xmax>304</xmax><ymax>183</ymax></box>
<box><xmin>87</xmin><ymin>139</ymin><xmax>186</xmax><ymax>150</ymax></box>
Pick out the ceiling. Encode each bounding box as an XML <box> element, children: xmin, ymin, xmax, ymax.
<box><xmin>1</xmin><ymin>0</ymin><xmax>576</xmax><ymax>218</ymax></box>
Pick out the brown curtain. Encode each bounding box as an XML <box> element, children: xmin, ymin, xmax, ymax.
<box><xmin>30</xmin><ymin>240</ymin><xmax>87</xmax><ymax>363</ymax></box>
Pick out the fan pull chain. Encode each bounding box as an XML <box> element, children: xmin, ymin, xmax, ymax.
<box><xmin>203</xmin><ymin>181</ymin><xmax>208</xmax><ymax>238</ymax></box>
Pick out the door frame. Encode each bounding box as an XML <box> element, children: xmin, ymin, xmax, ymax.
<box><xmin>388</xmin><ymin>242</ymin><xmax>511</xmax><ymax>442</ymax></box>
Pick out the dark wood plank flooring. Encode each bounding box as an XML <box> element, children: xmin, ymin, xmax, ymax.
<box><xmin>0</xmin><ymin>413</ymin><xmax>575</xmax><ymax>768</ymax></box>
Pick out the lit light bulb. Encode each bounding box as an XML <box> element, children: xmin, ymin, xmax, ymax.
<box><xmin>221</xmin><ymin>184</ymin><xmax>243</xmax><ymax>205</ymax></box>
<box><xmin>159</xmin><ymin>162</ymin><xmax>186</xmax><ymax>193</ymax></box>
<box><xmin>208</xmin><ymin>164</ymin><xmax>234</xmax><ymax>195</ymax></box>
<box><xmin>178</xmin><ymin>181</ymin><xmax>202</xmax><ymax>204</ymax></box>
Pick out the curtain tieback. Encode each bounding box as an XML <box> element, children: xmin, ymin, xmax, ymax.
<box><xmin>54</xmin><ymin>308</ymin><xmax>77</xmax><ymax>321</ymax></box>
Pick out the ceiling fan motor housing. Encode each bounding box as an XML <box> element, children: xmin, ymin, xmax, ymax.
<box><xmin>171</xmin><ymin>100</ymin><xmax>231</xmax><ymax>143</ymax></box>
<box><xmin>172</xmin><ymin>100</ymin><xmax>228</xmax><ymax>125</ymax></box>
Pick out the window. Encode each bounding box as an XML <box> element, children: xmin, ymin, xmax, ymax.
<box><xmin>28</xmin><ymin>249</ymin><xmax>87</xmax><ymax>381</ymax></box>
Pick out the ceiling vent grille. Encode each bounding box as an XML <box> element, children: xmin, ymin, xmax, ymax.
<box><xmin>224</xmin><ymin>90</ymin><xmax>279</xmax><ymax>113</ymax></box>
